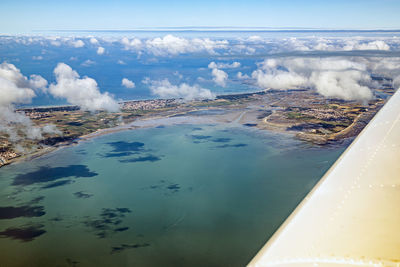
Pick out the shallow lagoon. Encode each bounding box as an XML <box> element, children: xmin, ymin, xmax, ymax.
<box><xmin>0</xmin><ymin>124</ymin><xmax>346</xmax><ymax>266</ymax></box>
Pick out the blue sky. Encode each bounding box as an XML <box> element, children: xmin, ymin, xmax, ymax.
<box><xmin>1</xmin><ymin>0</ymin><xmax>400</xmax><ymax>33</ymax></box>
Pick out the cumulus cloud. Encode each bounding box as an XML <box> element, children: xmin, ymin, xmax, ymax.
<box><xmin>237</xmin><ymin>72</ymin><xmax>250</xmax><ymax>79</ymax></box>
<box><xmin>32</xmin><ymin>56</ymin><xmax>43</xmax><ymax>60</ymax></box>
<box><xmin>0</xmin><ymin>62</ymin><xmax>37</xmax><ymax>106</ymax></box>
<box><xmin>97</xmin><ymin>47</ymin><xmax>105</xmax><ymax>55</ymax></box>
<box><xmin>208</xmin><ymin>62</ymin><xmax>228</xmax><ymax>87</ymax></box>
<box><xmin>208</xmin><ymin>61</ymin><xmax>241</xmax><ymax>69</ymax></box>
<box><xmin>89</xmin><ymin>37</ymin><xmax>99</xmax><ymax>45</ymax></box>
<box><xmin>343</xmin><ymin>40</ymin><xmax>390</xmax><ymax>51</ymax></box>
<box><xmin>71</xmin><ymin>39</ymin><xmax>85</xmax><ymax>48</ymax></box>
<box><xmin>0</xmin><ymin>62</ymin><xmax>58</xmax><ymax>142</ymax></box>
<box><xmin>121</xmin><ymin>35</ymin><xmax>228</xmax><ymax>56</ymax></box>
<box><xmin>81</xmin><ymin>59</ymin><xmax>95</xmax><ymax>67</ymax></box>
<box><xmin>252</xmin><ymin>58</ymin><xmax>374</xmax><ymax>101</ymax></box>
<box><xmin>49</xmin><ymin>63</ymin><xmax>119</xmax><ymax>112</ymax></box>
<box><xmin>121</xmin><ymin>78</ymin><xmax>135</xmax><ymax>88</ymax></box>
<box><xmin>29</xmin><ymin>74</ymin><xmax>48</xmax><ymax>92</ymax></box>
<box><xmin>146</xmin><ymin>78</ymin><xmax>215</xmax><ymax>100</ymax></box>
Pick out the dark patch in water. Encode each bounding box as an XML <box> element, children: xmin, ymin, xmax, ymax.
<box><xmin>106</xmin><ymin>141</ymin><xmax>145</xmax><ymax>152</ymax></box>
<box><xmin>191</xmin><ymin>135</ymin><xmax>212</xmax><ymax>140</ymax></box>
<box><xmin>119</xmin><ymin>155</ymin><xmax>161</xmax><ymax>163</ymax></box>
<box><xmin>0</xmin><ymin>205</ymin><xmax>45</xmax><ymax>219</ymax></box>
<box><xmin>145</xmin><ymin>180</ymin><xmax>181</xmax><ymax>195</ymax></box>
<box><xmin>74</xmin><ymin>191</ymin><xmax>93</xmax><ymax>199</ymax></box>
<box><xmin>167</xmin><ymin>184</ymin><xmax>180</xmax><ymax>192</ymax></box>
<box><xmin>114</xmin><ymin>227</ymin><xmax>129</xmax><ymax>232</ymax></box>
<box><xmin>103</xmin><ymin>151</ymin><xmax>139</xmax><ymax>158</ymax></box>
<box><xmin>212</xmin><ymin>137</ymin><xmax>231</xmax><ymax>143</ymax></box>
<box><xmin>215</xmin><ymin>143</ymin><xmax>248</xmax><ymax>148</ymax></box>
<box><xmin>243</xmin><ymin>123</ymin><xmax>257</xmax><ymax>127</ymax></box>
<box><xmin>192</xmin><ymin>127</ymin><xmax>202</xmax><ymax>131</ymax></box>
<box><xmin>0</xmin><ymin>224</ymin><xmax>46</xmax><ymax>242</ymax></box>
<box><xmin>27</xmin><ymin>196</ymin><xmax>45</xmax><ymax>205</ymax></box>
<box><xmin>83</xmin><ymin>208</ymin><xmax>131</xmax><ymax>238</ymax></box>
<box><xmin>13</xmin><ymin>165</ymin><xmax>98</xmax><ymax>186</ymax></box>
<box><xmin>156</xmin><ymin>125</ymin><xmax>165</xmax><ymax>128</ymax></box>
<box><xmin>49</xmin><ymin>216</ymin><xmax>63</xmax><ymax>222</ymax></box>
<box><xmin>41</xmin><ymin>179</ymin><xmax>74</xmax><ymax>189</ymax></box>
<box><xmin>66</xmin><ymin>258</ymin><xmax>80</xmax><ymax>267</ymax></box>
<box><xmin>110</xmin><ymin>243</ymin><xmax>150</xmax><ymax>254</ymax></box>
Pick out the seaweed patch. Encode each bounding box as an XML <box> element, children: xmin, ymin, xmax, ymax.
<box><xmin>66</xmin><ymin>258</ymin><xmax>80</xmax><ymax>267</ymax></box>
<box><xmin>106</xmin><ymin>141</ymin><xmax>145</xmax><ymax>152</ymax></box>
<box><xmin>114</xmin><ymin>227</ymin><xmax>129</xmax><ymax>232</ymax></box>
<box><xmin>41</xmin><ymin>179</ymin><xmax>74</xmax><ymax>189</ymax></box>
<box><xmin>191</xmin><ymin>135</ymin><xmax>212</xmax><ymax>140</ymax></box>
<box><xmin>0</xmin><ymin>205</ymin><xmax>45</xmax><ymax>219</ymax></box>
<box><xmin>215</xmin><ymin>143</ymin><xmax>248</xmax><ymax>148</ymax></box>
<box><xmin>0</xmin><ymin>223</ymin><xmax>46</xmax><ymax>242</ymax></box>
<box><xmin>212</xmin><ymin>137</ymin><xmax>231</xmax><ymax>143</ymax></box>
<box><xmin>13</xmin><ymin>165</ymin><xmax>98</xmax><ymax>186</ymax></box>
<box><xmin>119</xmin><ymin>155</ymin><xmax>161</xmax><ymax>163</ymax></box>
<box><xmin>110</xmin><ymin>243</ymin><xmax>150</xmax><ymax>254</ymax></box>
<box><xmin>74</xmin><ymin>191</ymin><xmax>93</xmax><ymax>199</ymax></box>
<box><xmin>144</xmin><ymin>180</ymin><xmax>181</xmax><ymax>195</ymax></box>
<box><xmin>102</xmin><ymin>152</ymin><xmax>139</xmax><ymax>158</ymax></box>
<box><xmin>83</xmin><ymin>208</ymin><xmax>131</xmax><ymax>238</ymax></box>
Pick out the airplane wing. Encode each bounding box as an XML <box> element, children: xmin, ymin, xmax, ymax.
<box><xmin>248</xmin><ymin>89</ymin><xmax>400</xmax><ymax>267</ymax></box>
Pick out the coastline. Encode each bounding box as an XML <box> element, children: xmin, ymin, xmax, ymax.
<box><xmin>0</xmin><ymin>89</ymin><xmax>390</xmax><ymax>168</ymax></box>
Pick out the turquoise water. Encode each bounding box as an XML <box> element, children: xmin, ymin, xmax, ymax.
<box><xmin>0</xmin><ymin>124</ymin><xmax>346</xmax><ymax>266</ymax></box>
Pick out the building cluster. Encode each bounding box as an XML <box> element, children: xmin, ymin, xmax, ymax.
<box><xmin>121</xmin><ymin>99</ymin><xmax>177</xmax><ymax>111</ymax></box>
<box><xmin>302</xmin><ymin>108</ymin><xmax>346</xmax><ymax>121</ymax></box>
<box><xmin>24</xmin><ymin>111</ymin><xmax>52</xmax><ymax>119</ymax></box>
<box><xmin>0</xmin><ymin>150</ymin><xmax>19</xmax><ymax>166</ymax></box>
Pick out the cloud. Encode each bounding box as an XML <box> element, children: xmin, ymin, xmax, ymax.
<box><xmin>252</xmin><ymin>58</ymin><xmax>374</xmax><ymax>101</ymax></box>
<box><xmin>343</xmin><ymin>40</ymin><xmax>390</xmax><ymax>51</ymax></box>
<box><xmin>49</xmin><ymin>63</ymin><xmax>119</xmax><ymax>112</ymax></box>
<box><xmin>29</xmin><ymin>74</ymin><xmax>48</xmax><ymax>92</ymax></box>
<box><xmin>0</xmin><ymin>62</ymin><xmax>37</xmax><ymax>106</ymax></box>
<box><xmin>0</xmin><ymin>62</ymin><xmax>58</xmax><ymax>142</ymax></box>
<box><xmin>89</xmin><ymin>37</ymin><xmax>99</xmax><ymax>45</ymax></box>
<box><xmin>121</xmin><ymin>78</ymin><xmax>135</xmax><ymax>88</ymax></box>
<box><xmin>121</xmin><ymin>35</ymin><xmax>228</xmax><ymax>56</ymax></box>
<box><xmin>71</xmin><ymin>39</ymin><xmax>85</xmax><ymax>48</ymax></box>
<box><xmin>146</xmin><ymin>78</ymin><xmax>215</xmax><ymax>100</ymax></box>
<box><xmin>97</xmin><ymin>47</ymin><xmax>105</xmax><ymax>55</ymax></box>
<box><xmin>121</xmin><ymin>37</ymin><xmax>143</xmax><ymax>50</ymax></box>
<box><xmin>208</xmin><ymin>61</ymin><xmax>241</xmax><ymax>69</ymax></box>
<box><xmin>208</xmin><ymin>62</ymin><xmax>228</xmax><ymax>87</ymax></box>
<box><xmin>81</xmin><ymin>59</ymin><xmax>95</xmax><ymax>67</ymax></box>
<box><xmin>236</xmin><ymin>72</ymin><xmax>250</xmax><ymax>79</ymax></box>
<box><xmin>32</xmin><ymin>56</ymin><xmax>43</xmax><ymax>60</ymax></box>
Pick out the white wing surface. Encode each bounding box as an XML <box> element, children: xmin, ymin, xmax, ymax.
<box><xmin>249</xmin><ymin>89</ymin><xmax>400</xmax><ymax>267</ymax></box>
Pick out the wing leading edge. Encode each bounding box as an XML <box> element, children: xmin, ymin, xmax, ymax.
<box><xmin>248</xmin><ymin>89</ymin><xmax>400</xmax><ymax>267</ymax></box>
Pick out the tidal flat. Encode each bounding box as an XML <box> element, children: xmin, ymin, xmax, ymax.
<box><xmin>0</xmin><ymin>122</ymin><xmax>347</xmax><ymax>266</ymax></box>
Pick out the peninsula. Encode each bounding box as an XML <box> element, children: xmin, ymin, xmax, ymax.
<box><xmin>0</xmin><ymin>87</ymin><xmax>392</xmax><ymax>168</ymax></box>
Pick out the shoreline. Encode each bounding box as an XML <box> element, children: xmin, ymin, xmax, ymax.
<box><xmin>0</xmin><ymin>88</ymin><xmax>389</xmax><ymax>168</ymax></box>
